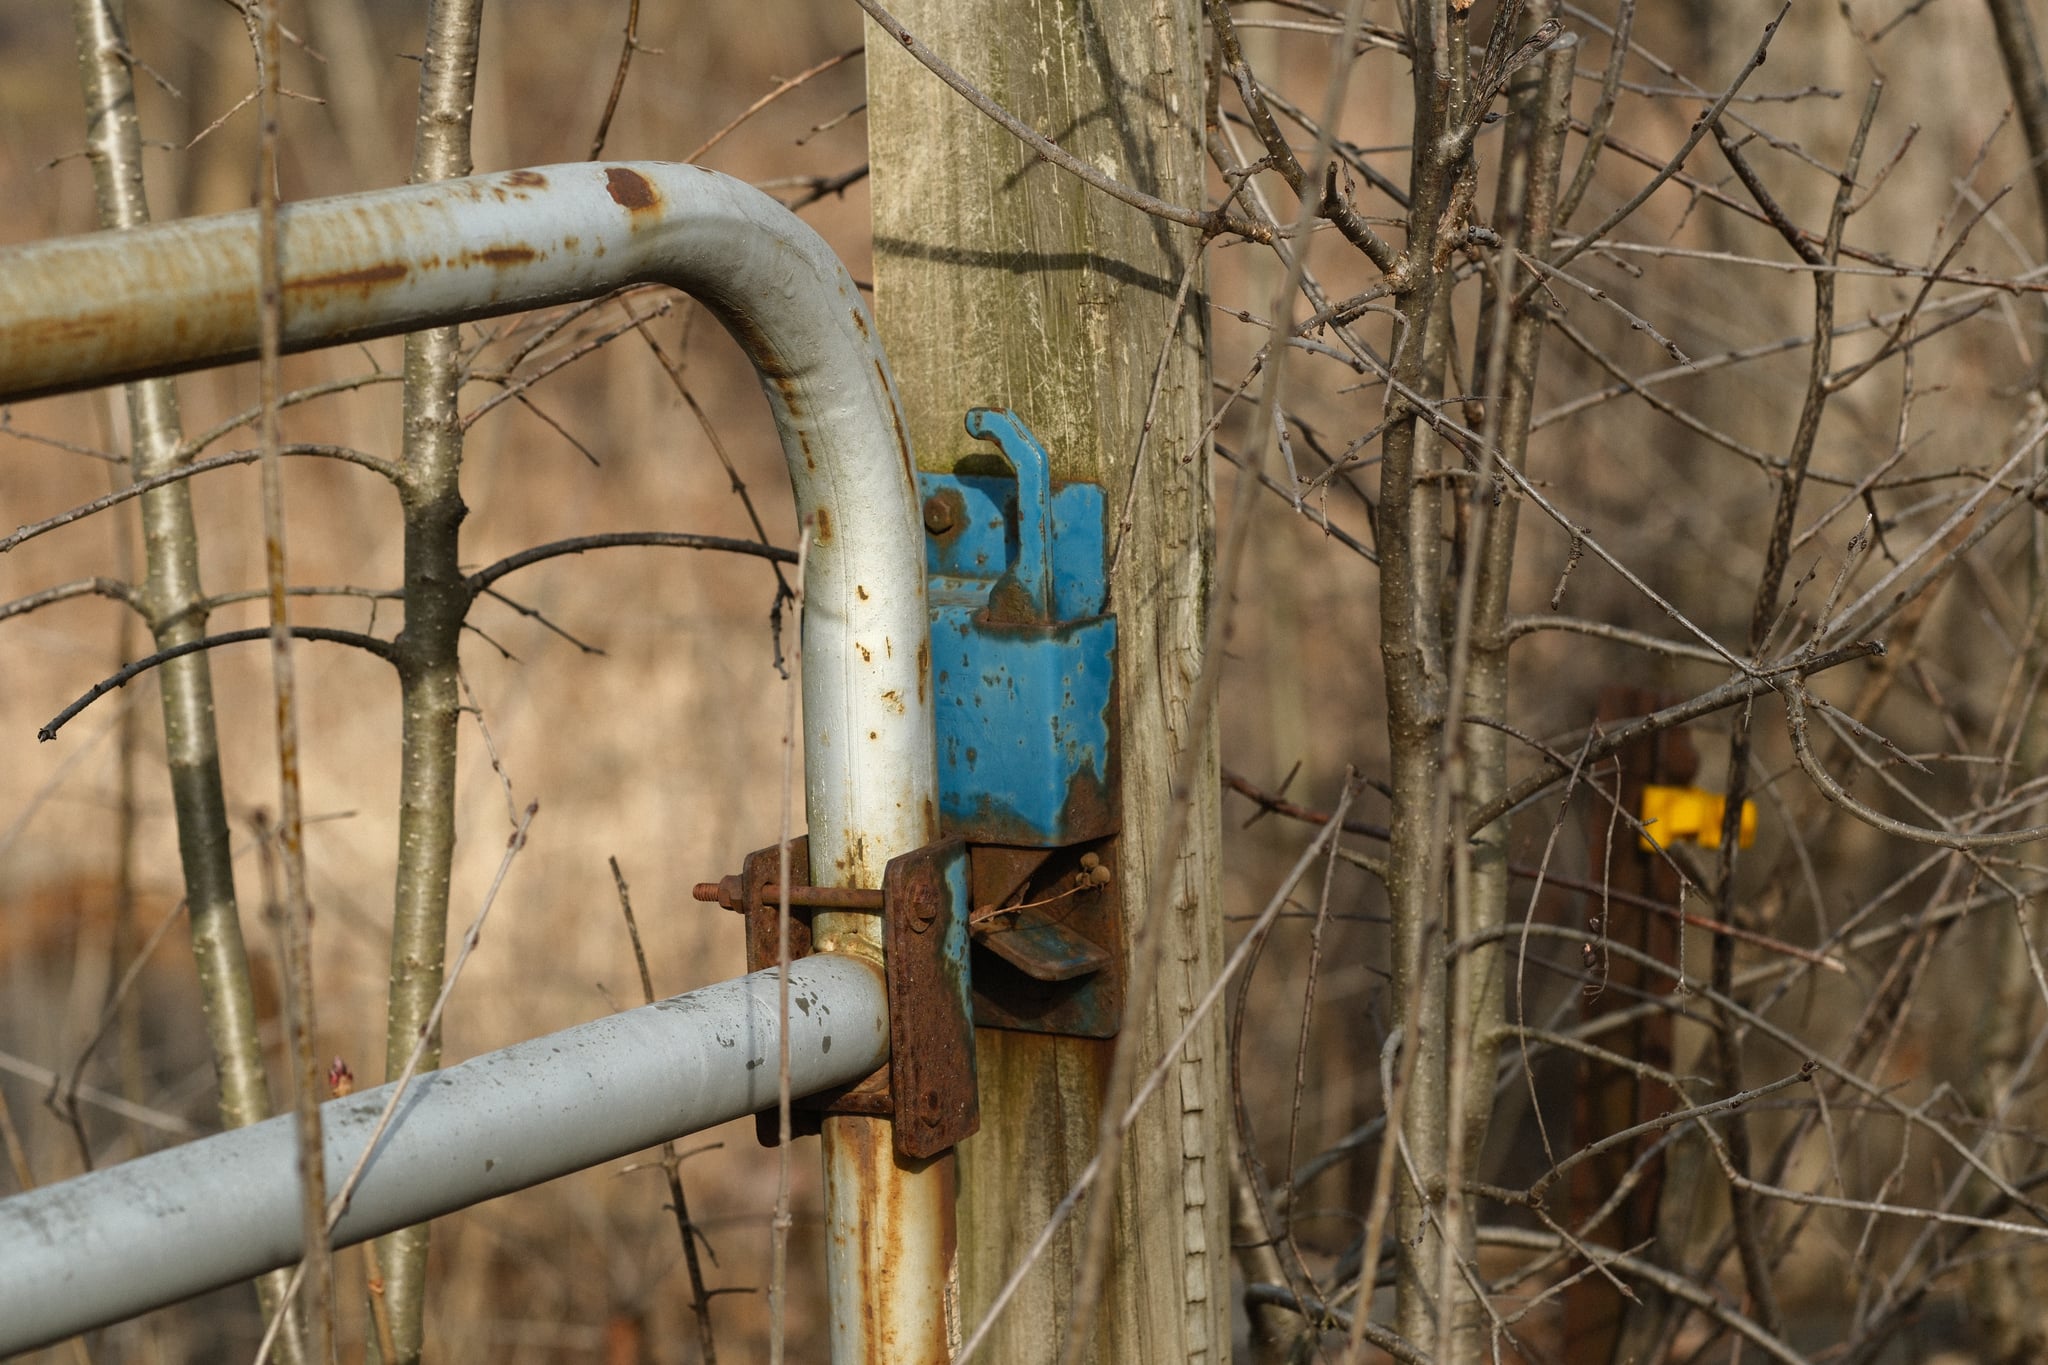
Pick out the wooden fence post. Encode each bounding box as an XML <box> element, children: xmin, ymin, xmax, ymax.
<box><xmin>867</xmin><ymin>2</ymin><xmax>1230</xmax><ymax>1358</ymax></box>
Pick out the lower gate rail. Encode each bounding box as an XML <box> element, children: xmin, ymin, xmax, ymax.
<box><xmin>0</xmin><ymin>958</ymin><xmax>886</xmax><ymax>1355</ymax></box>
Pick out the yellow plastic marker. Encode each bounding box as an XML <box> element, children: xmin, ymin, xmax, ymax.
<box><xmin>1638</xmin><ymin>784</ymin><xmax>1757</xmax><ymax>851</ymax></box>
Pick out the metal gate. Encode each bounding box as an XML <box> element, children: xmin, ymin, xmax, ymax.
<box><xmin>0</xmin><ymin>159</ymin><xmax>1125</xmax><ymax>1363</ymax></box>
<box><xmin>0</xmin><ymin>161</ymin><xmax>953</xmax><ymax>1362</ymax></box>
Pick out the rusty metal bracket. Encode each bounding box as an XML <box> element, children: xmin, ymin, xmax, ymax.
<box><xmin>694</xmin><ymin>836</ymin><xmax>977</xmax><ymax>1160</ymax></box>
<box><xmin>964</xmin><ymin>838</ymin><xmax>1123</xmax><ymax>1038</ymax></box>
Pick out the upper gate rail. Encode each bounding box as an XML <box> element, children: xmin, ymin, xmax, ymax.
<box><xmin>0</xmin><ymin>161</ymin><xmax>939</xmax><ymax>896</ymax></box>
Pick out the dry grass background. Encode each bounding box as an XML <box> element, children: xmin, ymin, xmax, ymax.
<box><xmin>2</xmin><ymin>1</ymin><xmax>2047</xmax><ymax>1361</ymax></box>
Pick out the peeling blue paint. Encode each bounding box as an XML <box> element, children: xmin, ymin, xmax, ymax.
<box><xmin>919</xmin><ymin>410</ymin><xmax>1118</xmax><ymax>846</ymax></box>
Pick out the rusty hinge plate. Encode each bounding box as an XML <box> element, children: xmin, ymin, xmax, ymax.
<box><xmin>706</xmin><ymin>836</ymin><xmax>978</xmax><ymax>1161</ymax></box>
<box><xmin>882</xmin><ymin>838</ymin><xmax>978</xmax><ymax>1153</ymax></box>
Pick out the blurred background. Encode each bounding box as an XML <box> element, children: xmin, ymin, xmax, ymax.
<box><xmin>3</xmin><ymin>1</ymin><xmax>2047</xmax><ymax>1361</ymax></box>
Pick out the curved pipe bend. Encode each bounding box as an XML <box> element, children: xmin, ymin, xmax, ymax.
<box><xmin>0</xmin><ymin>162</ymin><xmax>938</xmax><ymax>884</ymax></box>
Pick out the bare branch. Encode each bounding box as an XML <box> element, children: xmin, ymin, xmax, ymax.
<box><xmin>1538</xmin><ymin>5</ymin><xmax>1790</xmax><ymax>286</ymax></box>
<box><xmin>0</xmin><ymin>445</ymin><xmax>400</xmax><ymax>556</ymax></box>
<box><xmin>463</xmin><ymin>531</ymin><xmax>796</xmax><ymax>598</ymax></box>
<box><xmin>585</xmin><ymin>0</ymin><xmax>643</xmax><ymax>161</ymax></box>
<box><xmin>0</xmin><ymin>577</ymin><xmax>141</xmax><ymax>623</ymax></box>
<box><xmin>685</xmin><ymin>46</ymin><xmax>862</xmax><ymax>164</ymax></box>
<box><xmin>40</xmin><ymin>626</ymin><xmax>397</xmax><ymax>742</ymax></box>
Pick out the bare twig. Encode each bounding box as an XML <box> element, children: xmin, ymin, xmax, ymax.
<box><xmin>585</xmin><ymin>0</ymin><xmax>643</xmax><ymax>160</ymax></box>
<box><xmin>609</xmin><ymin>857</ymin><xmax>720</xmax><ymax>1364</ymax></box>
<box><xmin>54</xmin><ymin>896</ymin><xmax>189</xmax><ymax>1144</ymax></box>
<box><xmin>1465</xmin><ymin>640</ymin><xmax>1884</xmax><ymax>836</ymax></box>
<box><xmin>769</xmin><ymin>527</ymin><xmax>808</xmax><ymax>1365</ymax></box>
<box><xmin>0</xmin><ymin>1050</ymin><xmax>199</xmax><ymax>1138</ymax></box>
<box><xmin>685</xmin><ymin>46</ymin><xmax>862</xmax><ymax>164</ymax></box>
<box><xmin>241</xmin><ymin>3</ymin><xmax>332</xmax><ymax>1351</ymax></box>
<box><xmin>40</xmin><ymin>627</ymin><xmax>396</xmax><ymax>742</ymax></box>
<box><xmin>0</xmin><ymin>577</ymin><xmax>140</xmax><ymax>623</ymax></box>
<box><xmin>323</xmin><ymin>805</ymin><xmax>535</xmax><ymax>1247</ymax></box>
<box><xmin>463</xmin><ymin>531</ymin><xmax>796</xmax><ymax>596</ymax></box>
<box><xmin>0</xmin><ymin>445</ymin><xmax>400</xmax><ymax>556</ymax></box>
<box><xmin>1537</xmin><ymin>5</ymin><xmax>1790</xmax><ymax>287</ymax></box>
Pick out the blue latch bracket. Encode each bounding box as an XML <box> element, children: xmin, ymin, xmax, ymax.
<box><xmin>919</xmin><ymin>408</ymin><xmax>1118</xmax><ymax>846</ymax></box>
<box><xmin>919</xmin><ymin>409</ymin><xmax>1123</xmax><ymax>1038</ymax></box>
<box><xmin>696</xmin><ymin>409</ymin><xmax>1123</xmax><ymax>1082</ymax></box>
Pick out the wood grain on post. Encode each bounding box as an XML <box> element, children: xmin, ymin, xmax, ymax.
<box><xmin>867</xmin><ymin>2</ymin><xmax>1229</xmax><ymax>1358</ymax></box>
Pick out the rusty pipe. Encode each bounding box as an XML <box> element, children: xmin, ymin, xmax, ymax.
<box><xmin>0</xmin><ymin>163</ymin><xmax>950</xmax><ymax>1362</ymax></box>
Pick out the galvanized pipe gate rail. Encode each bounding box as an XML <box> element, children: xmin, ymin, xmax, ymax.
<box><xmin>0</xmin><ymin>164</ymin><xmax>953</xmax><ymax>1360</ymax></box>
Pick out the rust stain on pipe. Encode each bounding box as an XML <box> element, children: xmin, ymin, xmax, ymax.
<box><xmin>285</xmin><ymin>261</ymin><xmax>409</xmax><ymax>295</ymax></box>
<box><xmin>829</xmin><ymin>1117</ymin><xmax>958</xmax><ymax>1360</ymax></box>
<box><xmin>604</xmin><ymin>166</ymin><xmax>658</xmax><ymax>211</ymax></box>
<box><xmin>722</xmin><ymin>309</ymin><xmax>799</xmax><ymax>383</ymax></box>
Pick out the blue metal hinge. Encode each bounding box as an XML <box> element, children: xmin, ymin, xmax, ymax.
<box><xmin>918</xmin><ymin>408</ymin><xmax>1124</xmax><ymax>1038</ymax></box>
<box><xmin>918</xmin><ymin>408</ymin><xmax>1118</xmax><ymax>848</ymax></box>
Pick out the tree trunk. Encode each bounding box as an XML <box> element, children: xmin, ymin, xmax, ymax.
<box><xmin>379</xmin><ymin>3</ymin><xmax>485</xmax><ymax>1357</ymax></box>
<box><xmin>69</xmin><ymin>2</ymin><xmax>300</xmax><ymax>1355</ymax></box>
<box><xmin>867</xmin><ymin>1</ymin><xmax>1229</xmax><ymax>1358</ymax></box>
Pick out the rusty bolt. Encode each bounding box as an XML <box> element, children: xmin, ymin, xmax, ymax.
<box><xmin>691</xmin><ymin>876</ymin><xmax>746</xmax><ymax>912</ymax></box>
<box><xmin>691</xmin><ymin>876</ymin><xmax>888</xmax><ymax>912</ymax></box>
<box><xmin>922</xmin><ymin>491</ymin><xmax>958</xmax><ymax>536</ymax></box>
<box><xmin>919</xmin><ymin>1088</ymin><xmax>942</xmax><ymax>1126</ymax></box>
<box><xmin>761</xmin><ymin>884</ymin><xmax>884</xmax><ymax>910</ymax></box>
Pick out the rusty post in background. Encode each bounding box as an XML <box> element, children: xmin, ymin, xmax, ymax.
<box><xmin>1564</xmin><ymin>686</ymin><xmax>1689</xmax><ymax>1362</ymax></box>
